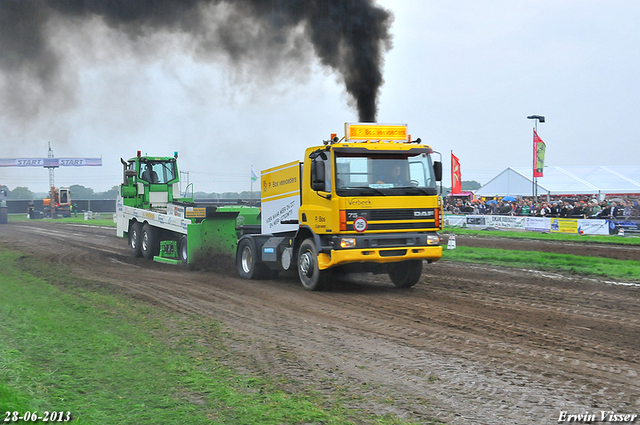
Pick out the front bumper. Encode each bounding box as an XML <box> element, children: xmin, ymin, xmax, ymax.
<box><xmin>317</xmin><ymin>233</ymin><xmax>442</xmax><ymax>270</ymax></box>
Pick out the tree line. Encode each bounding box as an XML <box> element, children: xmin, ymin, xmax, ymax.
<box><xmin>6</xmin><ymin>180</ymin><xmax>482</xmax><ymax>200</ymax></box>
<box><xmin>5</xmin><ymin>184</ymin><xmax>262</xmax><ymax>201</ymax></box>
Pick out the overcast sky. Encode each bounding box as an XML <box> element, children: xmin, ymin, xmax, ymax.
<box><xmin>2</xmin><ymin>0</ymin><xmax>639</xmax><ymax>194</ymax></box>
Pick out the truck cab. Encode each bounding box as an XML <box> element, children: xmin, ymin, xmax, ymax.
<box><xmin>237</xmin><ymin>123</ymin><xmax>444</xmax><ymax>290</ymax></box>
<box><xmin>120</xmin><ymin>152</ymin><xmax>185</xmax><ymax>210</ymax></box>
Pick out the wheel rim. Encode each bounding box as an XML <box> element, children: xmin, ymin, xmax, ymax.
<box><xmin>180</xmin><ymin>242</ymin><xmax>187</xmax><ymax>262</ymax></box>
<box><xmin>241</xmin><ymin>246</ymin><xmax>253</xmax><ymax>274</ymax></box>
<box><xmin>299</xmin><ymin>250</ymin><xmax>314</xmax><ymax>278</ymax></box>
<box><xmin>131</xmin><ymin>229</ymin><xmax>138</xmax><ymax>249</ymax></box>
<box><xmin>142</xmin><ymin>231</ymin><xmax>149</xmax><ymax>252</ymax></box>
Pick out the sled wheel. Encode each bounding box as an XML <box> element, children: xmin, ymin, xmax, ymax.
<box><xmin>141</xmin><ymin>223</ymin><xmax>160</xmax><ymax>260</ymax></box>
<box><xmin>129</xmin><ymin>222</ymin><xmax>143</xmax><ymax>258</ymax></box>
<box><xmin>179</xmin><ymin>235</ymin><xmax>188</xmax><ymax>264</ymax></box>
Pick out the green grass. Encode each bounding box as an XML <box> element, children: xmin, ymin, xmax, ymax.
<box><xmin>442</xmin><ymin>246</ymin><xmax>640</xmax><ymax>282</ymax></box>
<box><xmin>443</xmin><ymin>226</ymin><xmax>640</xmax><ymax>245</ymax></box>
<box><xmin>8</xmin><ymin>213</ymin><xmax>116</xmax><ymax>227</ymax></box>
<box><xmin>0</xmin><ymin>382</ymin><xmax>35</xmax><ymax>413</ymax></box>
<box><xmin>0</xmin><ymin>249</ymin><xmax>426</xmax><ymax>424</ymax></box>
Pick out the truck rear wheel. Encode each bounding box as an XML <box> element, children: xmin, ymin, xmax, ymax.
<box><xmin>388</xmin><ymin>260</ymin><xmax>423</xmax><ymax>288</ymax></box>
<box><xmin>129</xmin><ymin>222</ymin><xmax>142</xmax><ymax>257</ymax></box>
<box><xmin>298</xmin><ymin>238</ymin><xmax>331</xmax><ymax>291</ymax></box>
<box><xmin>178</xmin><ymin>235</ymin><xmax>188</xmax><ymax>264</ymax></box>
<box><xmin>141</xmin><ymin>223</ymin><xmax>160</xmax><ymax>260</ymax></box>
<box><xmin>237</xmin><ymin>238</ymin><xmax>277</xmax><ymax>280</ymax></box>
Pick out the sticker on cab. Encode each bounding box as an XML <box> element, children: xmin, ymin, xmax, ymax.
<box><xmin>353</xmin><ymin>217</ymin><xmax>368</xmax><ymax>233</ymax></box>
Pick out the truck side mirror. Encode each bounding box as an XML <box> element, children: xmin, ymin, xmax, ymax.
<box><xmin>311</xmin><ymin>160</ymin><xmax>326</xmax><ymax>191</ymax></box>
<box><xmin>433</xmin><ymin>161</ymin><xmax>443</xmax><ymax>182</ymax></box>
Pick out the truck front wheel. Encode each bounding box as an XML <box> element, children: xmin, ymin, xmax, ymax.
<box><xmin>129</xmin><ymin>222</ymin><xmax>142</xmax><ymax>258</ymax></box>
<box><xmin>141</xmin><ymin>223</ymin><xmax>160</xmax><ymax>260</ymax></box>
<box><xmin>388</xmin><ymin>260</ymin><xmax>423</xmax><ymax>288</ymax></box>
<box><xmin>298</xmin><ymin>238</ymin><xmax>331</xmax><ymax>291</ymax></box>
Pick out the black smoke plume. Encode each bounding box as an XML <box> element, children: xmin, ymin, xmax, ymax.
<box><xmin>0</xmin><ymin>0</ymin><xmax>393</xmax><ymax>122</ymax></box>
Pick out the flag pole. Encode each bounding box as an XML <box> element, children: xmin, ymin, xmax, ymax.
<box><xmin>527</xmin><ymin>115</ymin><xmax>545</xmax><ymax>201</ymax></box>
<box><xmin>532</xmin><ymin>128</ymin><xmax>536</xmax><ymax>199</ymax></box>
<box><xmin>250</xmin><ymin>165</ymin><xmax>259</xmax><ymax>206</ymax></box>
<box><xmin>450</xmin><ymin>150</ymin><xmax>453</xmax><ymax>193</ymax></box>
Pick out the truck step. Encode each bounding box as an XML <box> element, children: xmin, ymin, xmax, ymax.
<box><xmin>153</xmin><ymin>256</ymin><xmax>181</xmax><ymax>265</ymax></box>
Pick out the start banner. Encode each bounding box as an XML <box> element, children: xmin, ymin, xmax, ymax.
<box><xmin>0</xmin><ymin>158</ymin><xmax>102</xmax><ymax>167</ymax></box>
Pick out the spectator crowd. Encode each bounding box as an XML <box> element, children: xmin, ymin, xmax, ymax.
<box><xmin>445</xmin><ymin>197</ymin><xmax>640</xmax><ymax>219</ymax></box>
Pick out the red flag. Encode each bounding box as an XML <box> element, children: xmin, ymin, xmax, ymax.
<box><xmin>533</xmin><ymin>129</ymin><xmax>546</xmax><ymax>178</ymax></box>
<box><xmin>451</xmin><ymin>152</ymin><xmax>461</xmax><ymax>194</ymax></box>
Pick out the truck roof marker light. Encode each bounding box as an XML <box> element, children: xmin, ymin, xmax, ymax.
<box><xmin>323</xmin><ymin>134</ymin><xmax>340</xmax><ymax>145</ymax></box>
<box><xmin>174</xmin><ymin>151</ymin><xmax>178</xmax><ymax>158</ymax></box>
<box><xmin>137</xmin><ymin>150</ymin><xmax>141</xmax><ymax>158</ymax></box>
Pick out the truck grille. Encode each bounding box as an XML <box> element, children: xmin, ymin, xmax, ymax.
<box><xmin>346</xmin><ymin>208</ymin><xmax>438</xmax><ymax>232</ymax></box>
<box><xmin>352</xmin><ymin>222</ymin><xmax>437</xmax><ymax>231</ymax></box>
<box><xmin>368</xmin><ymin>209</ymin><xmax>429</xmax><ymax>220</ymax></box>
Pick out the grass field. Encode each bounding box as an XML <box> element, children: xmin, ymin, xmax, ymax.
<box><xmin>441</xmin><ymin>246</ymin><xmax>640</xmax><ymax>282</ymax></box>
<box><xmin>442</xmin><ymin>227</ymin><xmax>640</xmax><ymax>282</ymax></box>
<box><xmin>442</xmin><ymin>226</ymin><xmax>640</xmax><ymax>245</ymax></box>
<box><xmin>8</xmin><ymin>213</ymin><xmax>116</xmax><ymax>227</ymax></box>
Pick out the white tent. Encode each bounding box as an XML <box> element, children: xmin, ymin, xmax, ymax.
<box><xmin>475</xmin><ymin>166</ymin><xmax>640</xmax><ymax>199</ymax></box>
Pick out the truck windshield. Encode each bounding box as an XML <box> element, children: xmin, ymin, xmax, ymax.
<box><xmin>139</xmin><ymin>160</ymin><xmax>177</xmax><ymax>184</ymax></box>
<box><xmin>335</xmin><ymin>150</ymin><xmax>438</xmax><ymax>196</ymax></box>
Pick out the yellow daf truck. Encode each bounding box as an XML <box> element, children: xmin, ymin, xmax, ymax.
<box><xmin>236</xmin><ymin>123</ymin><xmax>444</xmax><ymax>290</ymax></box>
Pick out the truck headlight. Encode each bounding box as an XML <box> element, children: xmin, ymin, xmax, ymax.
<box><xmin>426</xmin><ymin>234</ymin><xmax>440</xmax><ymax>245</ymax></box>
<box><xmin>340</xmin><ymin>237</ymin><xmax>356</xmax><ymax>248</ymax></box>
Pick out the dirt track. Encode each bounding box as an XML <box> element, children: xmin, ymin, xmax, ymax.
<box><xmin>1</xmin><ymin>221</ymin><xmax>639</xmax><ymax>424</ymax></box>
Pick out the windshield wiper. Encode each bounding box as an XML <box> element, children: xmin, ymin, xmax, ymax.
<box><xmin>393</xmin><ymin>186</ymin><xmax>432</xmax><ymax>195</ymax></box>
<box><xmin>341</xmin><ymin>186</ymin><xmax>387</xmax><ymax>196</ymax></box>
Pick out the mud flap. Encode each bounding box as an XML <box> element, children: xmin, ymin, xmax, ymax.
<box><xmin>154</xmin><ymin>240</ymin><xmax>180</xmax><ymax>265</ymax></box>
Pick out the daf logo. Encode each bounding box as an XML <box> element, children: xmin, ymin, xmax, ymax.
<box><xmin>414</xmin><ymin>210</ymin><xmax>434</xmax><ymax>217</ymax></box>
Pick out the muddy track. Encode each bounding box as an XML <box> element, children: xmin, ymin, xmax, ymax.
<box><xmin>1</xmin><ymin>221</ymin><xmax>639</xmax><ymax>424</ymax></box>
